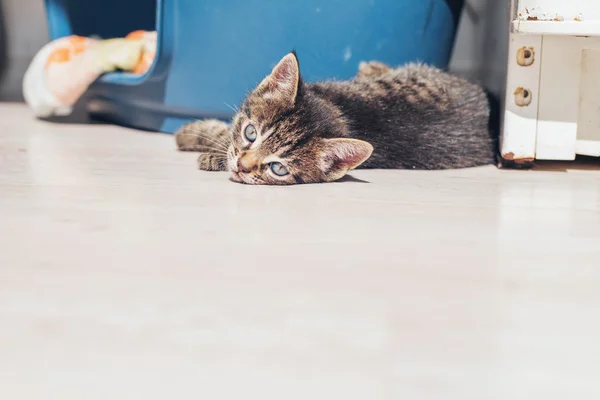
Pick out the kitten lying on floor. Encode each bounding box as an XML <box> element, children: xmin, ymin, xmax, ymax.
<box><xmin>175</xmin><ymin>52</ymin><xmax>496</xmax><ymax>185</ymax></box>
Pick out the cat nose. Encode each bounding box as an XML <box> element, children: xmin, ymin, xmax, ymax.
<box><xmin>236</xmin><ymin>159</ymin><xmax>250</xmax><ymax>173</ymax></box>
<box><xmin>237</xmin><ymin>156</ymin><xmax>253</xmax><ymax>173</ymax></box>
<box><xmin>237</xmin><ymin>152</ymin><xmax>259</xmax><ymax>173</ymax></box>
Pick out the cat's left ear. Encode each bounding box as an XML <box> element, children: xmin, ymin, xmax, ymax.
<box><xmin>319</xmin><ymin>138</ymin><xmax>374</xmax><ymax>182</ymax></box>
<box><xmin>257</xmin><ymin>52</ymin><xmax>300</xmax><ymax>107</ymax></box>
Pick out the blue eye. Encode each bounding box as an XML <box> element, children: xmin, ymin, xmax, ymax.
<box><xmin>269</xmin><ymin>162</ymin><xmax>289</xmax><ymax>177</ymax></box>
<box><xmin>244</xmin><ymin>124</ymin><xmax>257</xmax><ymax>142</ymax></box>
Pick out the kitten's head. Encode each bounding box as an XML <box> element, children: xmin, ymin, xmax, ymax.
<box><xmin>227</xmin><ymin>52</ymin><xmax>373</xmax><ymax>185</ymax></box>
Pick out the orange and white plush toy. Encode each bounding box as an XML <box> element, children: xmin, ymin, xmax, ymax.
<box><xmin>23</xmin><ymin>30</ymin><xmax>156</xmax><ymax>118</ymax></box>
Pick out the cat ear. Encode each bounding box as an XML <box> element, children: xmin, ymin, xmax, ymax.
<box><xmin>319</xmin><ymin>138</ymin><xmax>374</xmax><ymax>181</ymax></box>
<box><xmin>256</xmin><ymin>52</ymin><xmax>300</xmax><ymax>107</ymax></box>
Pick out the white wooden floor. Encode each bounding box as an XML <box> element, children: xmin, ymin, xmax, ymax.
<box><xmin>1</xmin><ymin>103</ymin><xmax>600</xmax><ymax>399</ymax></box>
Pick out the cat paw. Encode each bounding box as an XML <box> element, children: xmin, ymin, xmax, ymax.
<box><xmin>175</xmin><ymin>119</ymin><xmax>230</xmax><ymax>152</ymax></box>
<box><xmin>357</xmin><ymin>61</ymin><xmax>392</xmax><ymax>79</ymax></box>
<box><xmin>197</xmin><ymin>152</ymin><xmax>228</xmax><ymax>172</ymax></box>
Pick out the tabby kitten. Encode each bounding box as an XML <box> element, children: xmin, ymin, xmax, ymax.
<box><xmin>175</xmin><ymin>52</ymin><xmax>496</xmax><ymax>185</ymax></box>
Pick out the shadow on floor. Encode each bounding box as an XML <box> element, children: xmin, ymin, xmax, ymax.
<box><xmin>39</xmin><ymin>96</ymin><xmax>106</xmax><ymax>125</ymax></box>
<box><xmin>533</xmin><ymin>156</ymin><xmax>600</xmax><ymax>172</ymax></box>
<box><xmin>335</xmin><ymin>175</ymin><xmax>371</xmax><ymax>184</ymax></box>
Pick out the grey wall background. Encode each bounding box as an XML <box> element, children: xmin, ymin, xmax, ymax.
<box><xmin>0</xmin><ymin>0</ymin><xmax>49</xmax><ymax>100</ymax></box>
<box><xmin>450</xmin><ymin>0</ymin><xmax>510</xmax><ymax>98</ymax></box>
<box><xmin>0</xmin><ymin>0</ymin><xmax>508</xmax><ymax>102</ymax></box>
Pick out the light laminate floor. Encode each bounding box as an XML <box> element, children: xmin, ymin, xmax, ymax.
<box><xmin>1</xmin><ymin>103</ymin><xmax>599</xmax><ymax>399</ymax></box>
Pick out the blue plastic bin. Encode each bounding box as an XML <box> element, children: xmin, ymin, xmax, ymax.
<box><xmin>45</xmin><ymin>0</ymin><xmax>464</xmax><ymax>133</ymax></box>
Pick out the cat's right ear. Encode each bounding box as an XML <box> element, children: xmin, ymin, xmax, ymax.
<box><xmin>256</xmin><ymin>53</ymin><xmax>300</xmax><ymax>108</ymax></box>
<box><xmin>319</xmin><ymin>138</ymin><xmax>374</xmax><ymax>182</ymax></box>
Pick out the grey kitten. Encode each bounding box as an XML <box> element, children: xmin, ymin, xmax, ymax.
<box><xmin>175</xmin><ymin>52</ymin><xmax>496</xmax><ymax>185</ymax></box>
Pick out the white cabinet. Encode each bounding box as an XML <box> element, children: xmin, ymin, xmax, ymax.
<box><xmin>501</xmin><ymin>0</ymin><xmax>600</xmax><ymax>163</ymax></box>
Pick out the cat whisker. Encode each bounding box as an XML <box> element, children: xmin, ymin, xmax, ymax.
<box><xmin>179</xmin><ymin>142</ymin><xmax>228</xmax><ymax>153</ymax></box>
<box><xmin>211</xmin><ymin>152</ymin><xmax>228</xmax><ymax>159</ymax></box>
<box><xmin>177</xmin><ymin>132</ymin><xmax>231</xmax><ymax>152</ymax></box>
<box><xmin>199</xmin><ymin>152</ymin><xmax>227</xmax><ymax>158</ymax></box>
<box><xmin>179</xmin><ymin>144</ymin><xmax>228</xmax><ymax>155</ymax></box>
<box><xmin>184</xmin><ymin>130</ymin><xmax>232</xmax><ymax>151</ymax></box>
<box><xmin>224</xmin><ymin>102</ymin><xmax>239</xmax><ymax>113</ymax></box>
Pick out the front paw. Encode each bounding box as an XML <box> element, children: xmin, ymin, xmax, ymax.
<box><xmin>175</xmin><ymin>119</ymin><xmax>230</xmax><ymax>152</ymax></box>
<box><xmin>197</xmin><ymin>152</ymin><xmax>228</xmax><ymax>171</ymax></box>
